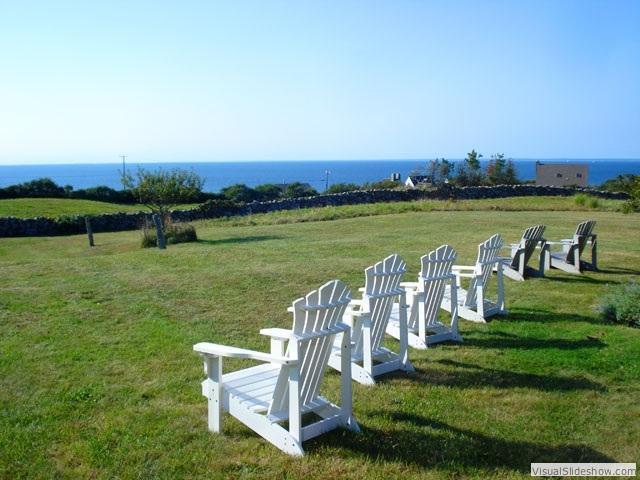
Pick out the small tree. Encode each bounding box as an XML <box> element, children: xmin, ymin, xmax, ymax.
<box><xmin>326</xmin><ymin>183</ymin><xmax>360</xmax><ymax>194</ymax></box>
<box><xmin>622</xmin><ymin>176</ymin><xmax>640</xmax><ymax>213</ymax></box>
<box><xmin>124</xmin><ymin>168</ymin><xmax>204</xmax><ymax>218</ymax></box>
<box><xmin>455</xmin><ymin>150</ymin><xmax>484</xmax><ymax>186</ymax></box>
<box><xmin>283</xmin><ymin>182</ymin><xmax>318</xmax><ymax>198</ymax></box>
<box><xmin>220</xmin><ymin>184</ymin><xmax>258</xmax><ymax>203</ymax></box>
<box><xmin>486</xmin><ymin>153</ymin><xmax>507</xmax><ymax>185</ymax></box>
<box><xmin>486</xmin><ymin>153</ymin><xmax>519</xmax><ymax>185</ymax></box>
<box><xmin>438</xmin><ymin>159</ymin><xmax>453</xmax><ymax>184</ymax></box>
<box><xmin>254</xmin><ymin>184</ymin><xmax>282</xmax><ymax>201</ymax></box>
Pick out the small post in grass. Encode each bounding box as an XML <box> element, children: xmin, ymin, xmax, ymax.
<box><xmin>84</xmin><ymin>216</ymin><xmax>94</xmax><ymax>247</ymax></box>
<box><xmin>152</xmin><ymin>214</ymin><xmax>166</xmax><ymax>250</ymax></box>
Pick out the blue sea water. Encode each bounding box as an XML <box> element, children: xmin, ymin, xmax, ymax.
<box><xmin>1</xmin><ymin>160</ymin><xmax>639</xmax><ymax>192</ymax></box>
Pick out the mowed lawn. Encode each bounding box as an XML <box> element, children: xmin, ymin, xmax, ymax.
<box><xmin>0</xmin><ymin>198</ymin><xmax>200</xmax><ymax>218</ymax></box>
<box><xmin>1</xmin><ymin>205</ymin><xmax>639</xmax><ymax>479</ymax></box>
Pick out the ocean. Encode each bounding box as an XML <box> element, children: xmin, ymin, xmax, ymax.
<box><xmin>1</xmin><ymin>160</ymin><xmax>639</xmax><ymax>192</ymax></box>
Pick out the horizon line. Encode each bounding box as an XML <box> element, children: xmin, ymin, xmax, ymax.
<box><xmin>1</xmin><ymin>157</ymin><xmax>640</xmax><ymax>167</ymax></box>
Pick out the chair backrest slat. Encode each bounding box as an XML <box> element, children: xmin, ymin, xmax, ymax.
<box><xmin>411</xmin><ymin>245</ymin><xmax>457</xmax><ymax>331</ymax></box>
<box><xmin>516</xmin><ymin>224</ymin><xmax>546</xmax><ymax>267</ymax></box>
<box><xmin>568</xmin><ymin>220</ymin><xmax>596</xmax><ymax>262</ymax></box>
<box><xmin>269</xmin><ymin>280</ymin><xmax>351</xmax><ymax>415</ymax></box>
<box><xmin>466</xmin><ymin>234</ymin><xmax>503</xmax><ymax>307</ymax></box>
<box><xmin>353</xmin><ymin>254</ymin><xmax>407</xmax><ymax>355</ymax></box>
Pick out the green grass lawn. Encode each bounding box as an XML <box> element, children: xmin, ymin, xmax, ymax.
<box><xmin>0</xmin><ymin>198</ymin><xmax>200</xmax><ymax>218</ymax></box>
<box><xmin>1</xmin><ymin>200</ymin><xmax>639</xmax><ymax>479</ymax></box>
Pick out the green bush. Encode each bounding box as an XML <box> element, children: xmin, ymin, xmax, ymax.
<box><xmin>599</xmin><ymin>281</ymin><xmax>640</xmax><ymax>327</ymax></box>
<box><xmin>574</xmin><ymin>194</ymin><xmax>600</xmax><ymax>209</ymax></box>
<box><xmin>326</xmin><ymin>183</ymin><xmax>361</xmax><ymax>194</ymax></box>
<box><xmin>141</xmin><ymin>221</ymin><xmax>197</xmax><ymax>248</ymax></box>
<box><xmin>621</xmin><ymin>176</ymin><xmax>640</xmax><ymax>213</ymax></box>
<box><xmin>574</xmin><ymin>193</ymin><xmax>587</xmax><ymax>206</ymax></box>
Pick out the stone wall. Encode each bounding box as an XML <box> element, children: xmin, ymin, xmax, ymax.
<box><xmin>0</xmin><ymin>185</ymin><xmax>629</xmax><ymax>238</ymax></box>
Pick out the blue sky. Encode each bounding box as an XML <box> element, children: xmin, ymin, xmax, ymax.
<box><xmin>1</xmin><ymin>1</ymin><xmax>639</xmax><ymax>165</ymax></box>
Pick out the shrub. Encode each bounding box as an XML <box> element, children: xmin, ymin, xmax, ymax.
<box><xmin>574</xmin><ymin>193</ymin><xmax>587</xmax><ymax>206</ymax></box>
<box><xmin>600</xmin><ymin>174</ymin><xmax>638</xmax><ymax>193</ymax></box>
<box><xmin>221</xmin><ymin>184</ymin><xmax>259</xmax><ymax>203</ymax></box>
<box><xmin>141</xmin><ymin>220</ymin><xmax>197</xmax><ymax>248</ymax></box>
<box><xmin>362</xmin><ymin>179</ymin><xmax>402</xmax><ymax>190</ymax></box>
<box><xmin>574</xmin><ymin>194</ymin><xmax>600</xmax><ymax>209</ymax></box>
<box><xmin>254</xmin><ymin>184</ymin><xmax>282</xmax><ymax>201</ymax></box>
<box><xmin>621</xmin><ymin>176</ymin><xmax>640</xmax><ymax>213</ymax></box>
<box><xmin>599</xmin><ymin>281</ymin><xmax>640</xmax><ymax>327</ymax></box>
<box><xmin>283</xmin><ymin>182</ymin><xmax>318</xmax><ymax>198</ymax></box>
<box><xmin>326</xmin><ymin>183</ymin><xmax>361</xmax><ymax>194</ymax></box>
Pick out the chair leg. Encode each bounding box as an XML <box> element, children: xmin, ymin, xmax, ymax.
<box><xmin>205</xmin><ymin>356</ymin><xmax>223</xmax><ymax>433</ymax></box>
<box><xmin>340</xmin><ymin>326</ymin><xmax>359</xmax><ymax>431</ymax></box>
<box><xmin>398</xmin><ymin>291</ymin><xmax>413</xmax><ymax>371</ymax></box>
<box><xmin>449</xmin><ymin>279</ymin><xmax>462</xmax><ymax>341</ymax></box>
<box><xmin>288</xmin><ymin>342</ymin><xmax>302</xmax><ymax>445</ymax></box>
<box><xmin>496</xmin><ymin>262</ymin><xmax>506</xmax><ymax>314</ymax></box>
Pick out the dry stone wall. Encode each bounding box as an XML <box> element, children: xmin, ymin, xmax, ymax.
<box><xmin>0</xmin><ymin>185</ymin><xmax>629</xmax><ymax>237</ymax></box>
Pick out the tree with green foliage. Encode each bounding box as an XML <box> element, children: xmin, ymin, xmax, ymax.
<box><xmin>601</xmin><ymin>174</ymin><xmax>639</xmax><ymax>193</ymax></box>
<box><xmin>254</xmin><ymin>184</ymin><xmax>282</xmax><ymax>201</ymax></box>
<box><xmin>485</xmin><ymin>153</ymin><xmax>519</xmax><ymax>185</ymax></box>
<box><xmin>621</xmin><ymin>176</ymin><xmax>640</xmax><ymax>213</ymax></box>
<box><xmin>0</xmin><ymin>177</ymin><xmax>67</xmax><ymax>199</ymax></box>
<box><xmin>326</xmin><ymin>183</ymin><xmax>361</xmax><ymax>194</ymax></box>
<box><xmin>220</xmin><ymin>184</ymin><xmax>259</xmax><ymax>203</ymax></box>
<box><xmin>283</xmin><ymin>182</ymin><xmax>318</xmax><ymax>198</ymax></box>
<box><xmin>123</xmin><ymin>168</ymin><xmax>204</xmax><ymax>217</ymax></box>
<box><xmin>455</xmin><ymin>150</ymin><xmax>484</xmax><ymax>186</ymax></box>
<box><xmin>424</xmin><ymin>158</ymin><xmax>453</xmax><ymax>185</ymax></box>
<box><xmin>362</xmin><ymin>179</ymin><xmax>402</xmax><ymax>190</ymax></box>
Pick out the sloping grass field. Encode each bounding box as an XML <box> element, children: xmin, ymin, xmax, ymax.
<box><xmin>1</xmin><ymin>198</ymin><xmax>639</xmax><ymax>479</ymax></box>
<box><xmin>0</xmin><ymin>198</ymin><xmax>199</xmax><ymax>218</ymax></box>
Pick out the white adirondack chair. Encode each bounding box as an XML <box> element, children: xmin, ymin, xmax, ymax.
<box><xmin>545</xmin><ymin>220</ymin><xmax>597</xmax><ymax>274</ymax></box>
<box><xmin>193</xmin><ymin>280</ymin><xmax>359</xmax><ymax>456</ymax></box>
<box><xmin>328</xmin><ymin>254</ymin><xmax>413</xmax><ymax>385</ymax></box>
<box><xmin>387</xmin><ymin>245</ymin><xmax>461</xmax><ymax>348</ymax></box>
<box><xmin>498</xmin><ymin>225</ymin><xmax>548</xmax><ymax>281</ymax></box>
<box><xmin>442</xmin><ymin>234</ymin><xmax>507</xmax><ymax>323</ymax></box>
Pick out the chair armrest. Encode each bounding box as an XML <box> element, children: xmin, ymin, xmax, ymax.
<box><xmin>193</xmin><ymin>342</ymin><xmax>294</xmax><ymax>365</ymax></box>
<box><xmin>545</xmin><ymin>240</ymin><xmax>572</xmax><ymax>245</ymax></box>
<box><xmin>259</xmin><ymin>328</ymin><xmax>291</xmax><ymax>341</ymax></box>
<box><xmin>502</xmin><ymin>243</ymin><xmax>520</xmax><ymax>249</ymax></box>
<box><xmin>452</xmin><ymin>265</ymin><xmax>476</xmax><ymax>271</ymax></box>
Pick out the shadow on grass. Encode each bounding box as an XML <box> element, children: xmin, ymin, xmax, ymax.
<box><xmin>196</xmin><ymin>235</ymin><xmax>283</xmax><ymax>246</ymax></box>
<box><xmin>498</xmin><ymin>309</ymin><xmax>606</xmax><ymax>326</ymax></box>
<box><xmin>548</xmin><ymin>275</ymin><xmax>619</xmax><ymax>285</ymax></box>
<box><xmin>462</xmin><ymin>329</ymin><xmax>606</xmax><ymax>350</ymax></box>
<box><xmin>409</xmin><ymin>359</ymin><xmax>606</xmax><ymax>392</ymax></box>
<box><xmin>595</xmin><ymin>267</ymin><xmax>640</xmax><ymax>275</ymax></box>
<box><xmin>325</xmin><ymin>413</ymin><xmax>615</xmax><ymax>473</ymax></box>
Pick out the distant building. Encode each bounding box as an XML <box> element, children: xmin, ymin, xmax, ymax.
<box><xmin>405</xmin><ymin>175</ymin><xmax>430</xmax><ymax>188</ymax></box>
<box><xmin>535</xmin><ymin>162</ymin><xmax>588</xmax><ymax>187</ymax></box>
<box><xmin>390</xmin><ymin>172</ymin><xmax>401</xmax><ymax>182</ymax></box>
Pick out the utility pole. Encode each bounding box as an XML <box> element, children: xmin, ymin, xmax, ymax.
<box><xmin>120</xmin><ymin>155</ymin><xmax>127</xmax><ymax>187</ymax></box>
<box><xmin>324</xmin><ymin>169</ymin><xmax>330</xmax><ymax>192</ymax></box>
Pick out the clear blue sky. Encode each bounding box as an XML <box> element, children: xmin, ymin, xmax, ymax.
<box><xmin>1</xmin><ymin>0</ymin><xmax>639</xmax><ymax>165</ymax></box>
